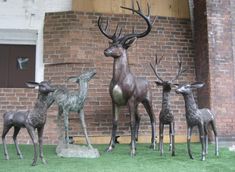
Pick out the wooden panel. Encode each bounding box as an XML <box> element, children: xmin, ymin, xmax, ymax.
<box><xmin>72</xmin><ymin>0</ymin><xmax>190</xmax><ymax>19</ymax></box>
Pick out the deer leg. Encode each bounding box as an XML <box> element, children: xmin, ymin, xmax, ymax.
<box><xmin>63</xmin><ymin>111</ymin><xmax>69</xmax><ymax>146</ymax></box>
<box><xmin>159</xmin><ymin>122</ymin><xmax>164</xmax><ymax>156</ymax></box>
<box><xmin>198</xmin><ymin>123</ymin><xmax>206</xmax><ymax>161</ymax></box>
<box><xmin>37</xmin><ymin>127</ymin><xmax>47</xmax><ymax>164</ymax></box>
<box><xmin>171</xmin><ymin>122</ymin><xmax>175</xmax><ymax>156</ymax></box>
<box><xmin>204</xmin><ymin>124</ymin><xmax>208</xmax><ymax>155</ymax></box>
<box><xmin>2</xmin><ymin>125</ymin><xmax>11</xmax><ymax>160</ymax></box>
<box><xmin>142</xmin><ymin>100</ymin><xmax>156</xmax><ymax>150</ymax></box>
<box><xmin>187</xmin><ymin>126</ymin><xmax>193</xmax><ymax>159</ymax></box>
<box><xmin>169</xmin><ymin>123</ymin><xmax>172</xmax><ymax>152</ymax></box>
<box><xmin>79</xmin><ymin>109</ymin><xmax>93</xmax><ymax>149</ymax></box>
<box><xmin>134</xmin><ymin>105</ymin><xmax>140</xmax><ymax>142</ymax></box>
<box><xmin>128</xmin><ymin>99</ymin><xmax>137</xmax><ymax>157</ymax></box>
<box><xmin>106</xmin><ymin>103</ymin><xmax>119</xmax><ymax>152</ymax></box>
<box><xmin>13</xmin><ymin>127</ymin><xmax>23</xmax><ymax>159</ymax></box>
<box><xmin>211</xmin><ymin>120</ymin><xmax>219</xmax><ymax>156</ymax></box>
<box><xmin>57</xmin><ymin>107</ymin><xmax>64</xmax><ymax>142</ymax></box>
<box><xmin>26</xmin><ymin>125</ymin><xmax>37</xmax><ymax>166</ymax></box>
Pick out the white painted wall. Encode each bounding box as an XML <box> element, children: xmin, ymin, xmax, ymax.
<box><xmin>0</xmin><ymin>0</ymin><xmax>72</xmax><ymax>82</ymax></box>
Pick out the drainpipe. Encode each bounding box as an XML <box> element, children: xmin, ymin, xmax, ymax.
<box><xmin>188</xmin><ymin>0</ymin><xmax>195</xmax><ymax>41</ymax></box>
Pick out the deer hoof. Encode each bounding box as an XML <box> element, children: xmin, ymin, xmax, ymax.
<box><xmin>130</xmin><ymin>150</ymin><xmax>136</xmax><ymax>157</ymax></box>
<box><xmin>149</xmin><ymin>143</ymin><xmax>156</xmax><ymax>150</ymax></box>
<box><xmin>4</xmin><ymin>156</ymin><xmax>9</xmax><ymax>160</ymax></box>
<box><xmin>19</xmin><ymin>154</ymin><xmax>23</xmax><ymax>159</ymax></box>
<box><xmin>31</xmin><ymin>161</ymin><xmax>37</xmax><ymax>166</ymax></box>
<box><xmin>105</xmin><ymin>146</ymin><xmax>113</xmax><ymax>152</ymax></box>
<box><xmin>172</xmin><ymin>152</ymin><xmax>175</xmax><ymax>156</ymax></box>
<box><xmin>41</xmin><ymin>159</ymin><xmax>48</xmax><ymax>164</ymax></box>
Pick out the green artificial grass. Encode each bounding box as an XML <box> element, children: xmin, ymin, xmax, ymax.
<box><xmin>0</xmin><ymin>143</ymin><xmax>234</xmax><ymax>172</ymax></box>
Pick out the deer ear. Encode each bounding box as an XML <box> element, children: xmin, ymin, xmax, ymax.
<box><xmin>172</xmin><ymin>83</ymin><xmax>179</xmax><ymax>88</ymax></box>
<box><xmin>25</xmin><ymin>81</ymin><xmax>39</xmax><ymax>88</ymax></box>
<box><xmin>123</xmin><ymin>37</ymin><xmax>137</xmax><ymax>48</ymax></box>
<box><xmin>67</xmin><ymin>76</ymin><xmax>79</xmax><ymax>83</ymax></box>
<box><xmin>190</xmin><ymin>82</ymin><xmax>205</xmax><ymax>89</ymax></box>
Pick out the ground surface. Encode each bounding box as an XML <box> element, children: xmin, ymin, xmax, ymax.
<box><xmin>0</xmin><ymin>143</ymin><xmax>234</xmax><ymax>172</ymax></box>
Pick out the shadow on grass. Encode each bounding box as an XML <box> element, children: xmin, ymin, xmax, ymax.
<box><xmin>0</xmin><ymin>143</ymin><xmax>234</xmax><ymax>172</ymax></box>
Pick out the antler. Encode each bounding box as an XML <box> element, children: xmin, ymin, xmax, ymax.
<box><xmin>150</xmin><ymin>54</ymin><xmax>164</xmax><ymax>82</ymax></box>
<box><xmin>120</xmin><ymin>1</ymin><xmax>156</xmax><ymax>43</ymax></box>
<box><xmin>170</xmin><ymin>55</ymin><xmax>186</xmax><ymax>83</ymax></box>
<box><xmin>98</xmin><ymin>16</ymin><xmax>123</xmax><ymax>41</ymax></box>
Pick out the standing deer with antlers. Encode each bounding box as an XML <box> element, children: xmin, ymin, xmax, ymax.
<box><xmin>98</xmin><ymin>2</ymin><xmax>156</xmax><ymax>156</ymax></box>
<box><xmin>150</xmin><ymin>55</ymin><xmax>185</xmax><ymax>156</ymax></box>
<box><xmin>175</xmin><ymin>82</ymin><xmax>219</xmax><ymax>160</ymax></box>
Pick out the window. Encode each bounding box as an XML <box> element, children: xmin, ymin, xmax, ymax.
<box><xmin>0</xmin><ymin>44</ymin><xmax>35</xmax><ymax>88</ymax></box>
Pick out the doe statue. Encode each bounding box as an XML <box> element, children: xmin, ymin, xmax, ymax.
<box><xmin>98</xmin><ymin>2</ymin><xmax>156</xmax><ymax>156</ymax></box>
<box><xmin>2</xmin><ymin>81</ymin><xmax>55</xmax><ymax>166</ymax></box>
<box><xmin>53</xmin><ymin>69</ymin><xmax>97</xmax><ymax>157</ymax></box>
<box><xmin>175</xmin><ymin>82</ymin><xmax>219</xmax><ymax>160</ymax></box>
<box><xmin>150</xmin><ymin>55</ymin><xmax>185</xmax><ymax>156</ymax></box>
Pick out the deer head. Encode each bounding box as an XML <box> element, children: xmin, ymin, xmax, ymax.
<box><xmin>67</xmin><ymin>69</ymin><xmax>96</xmax><ymax>84</ymax></box>
<box><xmin>175</xmin><ymin>82</ymin><xmax>205</xmax><ymax>95</ymax></box>
<box><xmin>98</xmin><ymin>1</ymin><xmax>155</xmax><ymax>58</ymax></box>
<box><xmin>150</xmin><ymin>54</ymin><xmax>186</xmax><ymax>92</ymax></box>
<box><xmin>26</xmin><ymin>81</ymin><xmax>55</xmax><ymax>94</ymax></box>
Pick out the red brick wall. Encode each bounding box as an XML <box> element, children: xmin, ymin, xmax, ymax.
<box><xmin>0</xmin><ymin>11</ymin><xmax>195</xmax><ymax>144</ymax></box>
<box><xmin>194</xmin><ymin>0</ymin><xmax>235</xmax><ymax>140</ymax></box>
<box><xmin>193</xmin><ymin>0</ymin><xmax>210</xmax><ymax>108</ymax></box>
<box><xmin>206</xmin><ymin>0</ymin><xmax>235</xmax><ymax>140</ymax></box>
<box><xmin>43</xmin><ymin>11</ymin><xmax>195</xmax><ymax>143</ymax></box>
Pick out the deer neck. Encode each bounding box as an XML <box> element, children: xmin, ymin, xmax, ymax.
<box><xmin>183</xmin><ymin>93</ymin><xmax>198</xmax><ymax>115</ymax></box>
<box><xmin>77</xmin><ymin>81</ymin><xmax>88</xmax><ymax>103</ymax></box>
<box><xmin>162</xmin><ymin>91</ymin><xmax>171</xmax><ymax>110</ymax></box>
<box><xmin>33</xmin><ymin>93</ymin><xmax>49</xmax><ymax>115</ymax></box>
<box><xmin>113</xmin><ymin>51</ymin><xmax>130</xmax><ymax>83</ymax></box>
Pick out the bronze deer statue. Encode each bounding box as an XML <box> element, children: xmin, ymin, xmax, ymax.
<box><xmin>2</xmin><ymin>81</ymin><xmax>55</xmax><ymax>166</ymax></box>
<box><xmin>53</xmin><ymin>70</ymin><xmax>96</xmax><ymax>149</ymax></box>
<box><xmin>150</xmin><ymin>55</ymin><xmax>185</xmax><ymax>156</ymax></box>
<box><xmin>98</xmin><ymin>2</ymin><xmax>156</xmax><ymax>156</ymax></box>
<box><xmin>175</xmin><ymin>82</ymin><xmax>219</xmax><ymax>160</ymax></box>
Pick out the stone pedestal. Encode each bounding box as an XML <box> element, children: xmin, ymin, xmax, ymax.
<box><xmin>56</xmin><ymin>142</ymin><xmax>100</xmax><ymax>158</ymax></box>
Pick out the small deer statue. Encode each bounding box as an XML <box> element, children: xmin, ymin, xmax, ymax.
<box><xmin>98</xmin><ymin>2</ymin><xmax>156</xmax><ymax>156</ymax></box>
<box><xmin>2</xmin><ymin>81</ymin><xmax>55</xmax><ymax>166</ymax></box>
<box><xmin>150</xmin><ymin>55</ymin><xmax>185</xmax><ymax>156</ymax></box>
<box><xmin>175</xmin><ymin>82</ymin><xmax>219</xmax><ymax>160</ymax></box>
<box><xmin>53</xmin><ymin>69</ymin><xmax>96</xmax><ymax>149</ymax></box>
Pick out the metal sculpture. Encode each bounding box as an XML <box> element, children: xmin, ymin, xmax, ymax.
<box><xmin>98</xmin><ymin>2</ymin><xmax>156</xmax><ymax>156</ymax></box>
<box><xmin>53</xmin><ymin>69</ymin><xmax>96</xmax><ymax>148</ymax></box>
<box><xmin>2</xmin><ymin>81</ymin><xmax>55</xmax><ymax>166</ymax></box>
<box><xmin>150</xmin><ymin>55</ymin><xmax>185</xmax><ymax>156</ymax></box>
<box><xmin>175</xmin><ymin>82</ymin><xmax>219</xmax><ymax>160</ymax></box>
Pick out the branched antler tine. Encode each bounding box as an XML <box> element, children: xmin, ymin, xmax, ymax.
<box><xmin>120</xmin><ymin>2</ymin><xmax>152</xmax><ymax>40</ymax></box>
<box><xmin>98</xmin><ymin>16</ymin><xmax>113</xmax><ymax>40</ymax></box>
<box><xmin>150</xmin><ymin>62</ymin><xmax>164</xmax><ymax>82</ymax></box>
<box><xmin>105</xmin><ymin>18</ymin><xmax>109</xmax><ymax>31</ymax></box>
<box><xmin>113</xmin><ymin>24</ymin><xmax>119</xmax><ymax>38</ymax></box>
<box><xmin>118</xmin><ymin>27</ymin><xmax>123</xmax><ymax>38</ymax></box>
<box><xmin>171</xmin><ymin>55</ymin><xmax>184</xmax><ymax>82</ymax></box>
<box><xmin>136</xmin><ymin>1</ymin><xmax>141</xmax><ymax>12</ymax></box>
<box><xmin>147</xmin><ymin>2</ymin><xmax>150</xmax><ymax>17</ymax></box>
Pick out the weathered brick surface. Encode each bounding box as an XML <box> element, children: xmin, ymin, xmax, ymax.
<box><xmin>0</xmin><ymin>11</ymin><xmax>195</xmax><ymax>144</ymax></box>
<box><xmin>194</xmin><ymin>0</ymin><xmax>235</xmax><ymax>140</ymax></box>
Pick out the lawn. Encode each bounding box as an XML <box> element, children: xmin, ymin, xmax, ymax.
<box><xmin>0</xmin><ymin>143</ymin><xmax>234</xmax><ymax>172</ymax></box>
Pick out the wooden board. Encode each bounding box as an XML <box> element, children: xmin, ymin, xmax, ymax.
<box><xmin>72</xmin><ymin>0</ymin><xmax>190</xmax><ymax>19</ymax></box>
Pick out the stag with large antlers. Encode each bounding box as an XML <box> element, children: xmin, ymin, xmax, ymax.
<box><xmin>98</xmin><ymin>2</ymin><xmax>156</xmax><ymax>156</ymax></box>
<box><xmin>150</xmin><ymin>55</ymin><xmax>185</xmax><ymax>156</ymax></box>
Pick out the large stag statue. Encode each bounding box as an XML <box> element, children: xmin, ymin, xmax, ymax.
<box><xmin>2</xmin><ymin>81</ymin><xmax>55</xmax><ymax>166</ymax></box>
<box><xmin>150</xmin><ymin>55</ymin><xmax>185</xmax><ymax>156</ymax></box>
<box><xmin>175</xmin><ymin>82</ymin><xmax>219</xmax><ymax>160</ymax></box>
<box><xmin>98</xmin><ymin>2</ymin><xmax>156</xmax><ymax>156</ymax></box>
